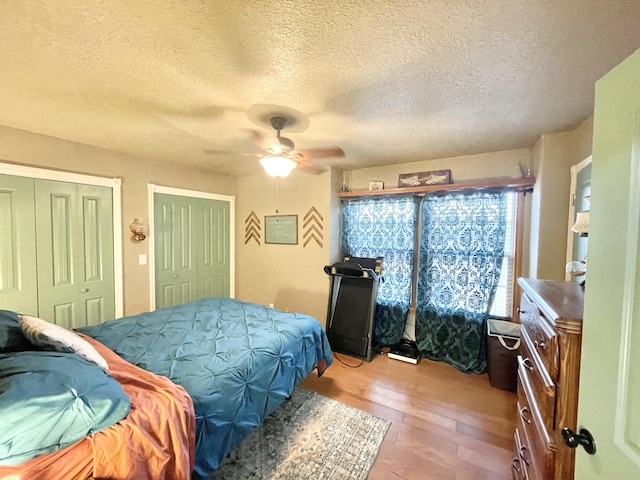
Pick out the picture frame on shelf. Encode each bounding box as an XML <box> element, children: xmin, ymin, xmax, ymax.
<box><xmin>398</xmin><ymin>169</ymin><xmax>451</xmax><ymax>188</ymax></box>
<box><xmin>368</xmin><ymin>181</ymin><xmax>384</xmax><ymax>191</ymax></box>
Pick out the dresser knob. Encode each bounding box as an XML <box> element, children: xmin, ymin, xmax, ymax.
<box><xmin>534</xmin><ymin>340</ymin><xmax>546</xmax><ymax>350</ymax></box>
<box><xmin>562</xmin><ymin>427</ymin><xmax>597</xmax><ymax>455</ymax></box>
<box><xmin>522</xmin><ymin>358</ymin><xmax>534</xmax><ymax>371</ymax></box>
<box><xmin>511</xmin><ymin>458</ymin><xmax>522</xmax><ymax>474</ymax></box>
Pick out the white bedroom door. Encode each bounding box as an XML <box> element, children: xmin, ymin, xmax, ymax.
<box><xmin>573</xmin><ymin>48</ymin><xmax>640</xmax><ymax>478</ymax></box>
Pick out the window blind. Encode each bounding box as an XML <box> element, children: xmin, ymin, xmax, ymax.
<box><xmin>489</xmin><ymin>191</ymin><xmax>516</xmax><ymax>319</ymax></box>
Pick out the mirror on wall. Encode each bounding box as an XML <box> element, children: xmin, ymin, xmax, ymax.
<box><xmin>565</xmin><ymin>156</ymin><xmax>591</xmax><ymax>283</ymax></box>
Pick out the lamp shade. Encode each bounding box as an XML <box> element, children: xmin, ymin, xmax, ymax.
<box><xmin>259</xmin><ymin>156</ymin><xmax>297</xmax><ymax>178</ymax></box>
<box><xmin>571</xmin><ymin>211</ymin><xmax>590</xmax><ymax>234</ymax></box>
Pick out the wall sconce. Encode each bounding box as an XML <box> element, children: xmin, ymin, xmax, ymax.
<box><xmin>129</xmin><ymin>218</ymin><xmax>146</xmax><ymax>241</ymax></box>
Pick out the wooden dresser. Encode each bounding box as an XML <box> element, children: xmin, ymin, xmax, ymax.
<box><xmin>512</xmin><ymin>278</ymin><xmax>584</xmax><ymax>480</ymax></box>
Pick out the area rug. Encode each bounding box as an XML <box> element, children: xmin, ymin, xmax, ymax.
<box><xmin>211</xmin><ymin>387</ymin><xmax>391</xmax><ymax>480</ymax></box>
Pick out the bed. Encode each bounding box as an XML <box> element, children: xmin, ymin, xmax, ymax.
<box><xmin>1</xmin><ymin>298</ymin><xmax>332</xmax><ymax>479</ymax></box>
<box><xmin>0</xmin><ymin>330</ymin><xmax>196</xmax><ymax>480</ymax></box>
<box><xmin>76</xmin><ymin>297</ymin><xmax>333</xmax><ymax>479</ymax></box>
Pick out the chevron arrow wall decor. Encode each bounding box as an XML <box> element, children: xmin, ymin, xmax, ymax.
<box><xmin>244</xmin><ymin>211</ymin><xmax>261</xmax><ymax>245</ymax></box>
<box><xmin>302</xmin><ymin>207</ymin><xmax>324</xmax><ymax>248</ymax></box>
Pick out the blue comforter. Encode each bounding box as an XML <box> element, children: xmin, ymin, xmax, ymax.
<box><xmin>77</xmin><ymin>297</ymin><xmax>333</xmax><ymax>479</ymax></box>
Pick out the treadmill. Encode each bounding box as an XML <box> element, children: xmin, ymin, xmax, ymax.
<box><xmin>323</xmin><ymin>257</ymin><xmax>382</xmax><ymax>361</ymax></box>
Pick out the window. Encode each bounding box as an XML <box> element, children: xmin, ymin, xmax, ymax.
<box><xmin>489</xmin><ymin>191</ymin><xmax>517</xmax><ymax>319</ymax></box>
<box><xmin>341</xmin><ymin>188</ymin><xmax>523</xmax><ymax>322</ymax></box>
<box><xmin>341</xmin><ymin>196</ymin><xmax>418</xmax><ymax>345</ymax></box>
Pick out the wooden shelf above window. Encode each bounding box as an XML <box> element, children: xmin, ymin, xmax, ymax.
<box><xmin>337</xmin><ymin>176</ymin><xmax>536</xmax><ymax>198</ymax></box>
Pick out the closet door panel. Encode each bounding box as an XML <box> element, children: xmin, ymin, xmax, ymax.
<box><xmin>197</xmin><ymin>198</ymin><xmax>230</xmax><ymax>299</ymax></box>
<box><xmin>35</xmin><ymin>180</ymin><xmax>114</xmax><ymax>327</ymax></box>
<box><xmin>154</xmin><ymin>193</ymin><xmax>198</xmax><ymax>308</ymax></box>
<box><xmin>0</xmin><ymin>175</ymin><xmax>38</xmax><ymax>314</ymax></box>
<box><xmin>77</xmin><ymin>184</ymin><xmax>114</xmax><ymax>325</ymax></box>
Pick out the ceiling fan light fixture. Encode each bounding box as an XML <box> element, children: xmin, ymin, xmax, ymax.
<box><xmin>260</xmin><ymin>155</ymin><xmax>297</xmax><ymax>178</ymax></box>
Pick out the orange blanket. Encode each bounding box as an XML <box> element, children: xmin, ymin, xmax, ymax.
<box><xmin>0</xmin><ymin>336</ymin><xmax>195</xmax><ymax>480</ymax></box>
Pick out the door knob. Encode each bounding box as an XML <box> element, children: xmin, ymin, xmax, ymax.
<box><xmin>80</xmin><ymin>288</ymin><xmax>90</xmax><ymax>293</ymax></box>
<box><xmin>562</xmin><ymin>427</ymin><xmax>596</xmax><ymax>455</ymax></box>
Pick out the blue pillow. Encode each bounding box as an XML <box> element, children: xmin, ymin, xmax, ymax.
<box><xmin>0</xmin><ymin>351</ymin><xmax>131</xmax><ymax>465</ymax></box>
<box><xmin>0</xmin><ymin>310</ymin><xmax>36</xmax><ymax>353</ymax></box>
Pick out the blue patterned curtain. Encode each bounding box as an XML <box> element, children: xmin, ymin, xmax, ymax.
<box><xmin>342</xmin><ymin>196</ymin><xmax>418</xmax><ymax>346</ymax></box>
<box><xmin>415</xmin><ymin>192</ymin><xmax>507</xmax><ymax>373</ymax></box>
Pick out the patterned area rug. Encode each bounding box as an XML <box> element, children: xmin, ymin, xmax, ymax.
<box><xmin>211</xmin><ymin>387</ymin><xmax>390</xmax><ymax>480</ymax></box>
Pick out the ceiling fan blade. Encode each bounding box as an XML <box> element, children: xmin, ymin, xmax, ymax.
<box><xmin>295</xmin><ymin>147</ymin><xmax>345</xmax><ymax>160</ymax></box>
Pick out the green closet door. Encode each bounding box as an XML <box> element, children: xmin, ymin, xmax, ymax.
<box><xmin>35</xmin><ymin>180</ymin><xmax>115</xmax><ymax>328</ymax></box>
<box><xmin>155</xmin><ymin>193</ymin><xmax>231</xmax><ymax>308</ymax></box>
<box><xmin>154</xmin><ymin>193</ymin><xmax>199</xmax><ymax>308</ymax></box>
<box><xmin>196</xmin><ymin>197</ymin><xmax>230</xmax><ymax>298</ymax></box>
<box><xmin>0</xmin><ymin>175</ymin><xmax>38</xmax><ymax>314</ymax></box>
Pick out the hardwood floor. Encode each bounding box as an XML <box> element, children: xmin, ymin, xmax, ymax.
<box><xmin>299</xmin><ymin>351</ymin><xmax>517</xmax><ymax>480</ymax></box>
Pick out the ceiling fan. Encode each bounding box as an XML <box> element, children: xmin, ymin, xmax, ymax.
<box><xmin>204</xmin><ymin>113</ymin><xmax>344</xmax><ymax>177</ymax></box>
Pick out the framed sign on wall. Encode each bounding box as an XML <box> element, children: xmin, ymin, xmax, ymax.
<box><xmin>265</xmin><ymin>215</ymin><xmax>298</xmax><ymax>244</ymax></box>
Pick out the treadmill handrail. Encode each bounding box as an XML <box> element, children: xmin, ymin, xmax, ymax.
<box><xmin>323</xmin><ymin>262</ymin><xmax>381</xmax><ymax>282</ymax></box>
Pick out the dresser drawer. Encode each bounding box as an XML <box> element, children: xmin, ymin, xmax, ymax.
<box><xmin>519</xmin><ymin>329</ymin><xmax>556</xmax><ymax>432</ymax></box>
<box><xmin>516</xmin><ymin>278</ymin><xmax>584</xmax><ymax>480</ymax></box>
<box><xmin>517</xmin><ymin>369</ymin><xmax>555</xmax><ymax>480</ymax></box>
<box><xmin>512</xmin><ymin>428</ymin><xmax>529</xmax><ymax>480</ymax></box>
<box><xmin>519</xmin><ymin>293</ymin><xmax>559</xmax><ymax>380</ymax></box>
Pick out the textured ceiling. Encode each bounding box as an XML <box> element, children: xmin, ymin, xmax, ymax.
<box><xmin>0</xmin><ymin>1</ymin><xmax>639</xmax><ymax>177</ymax></box>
